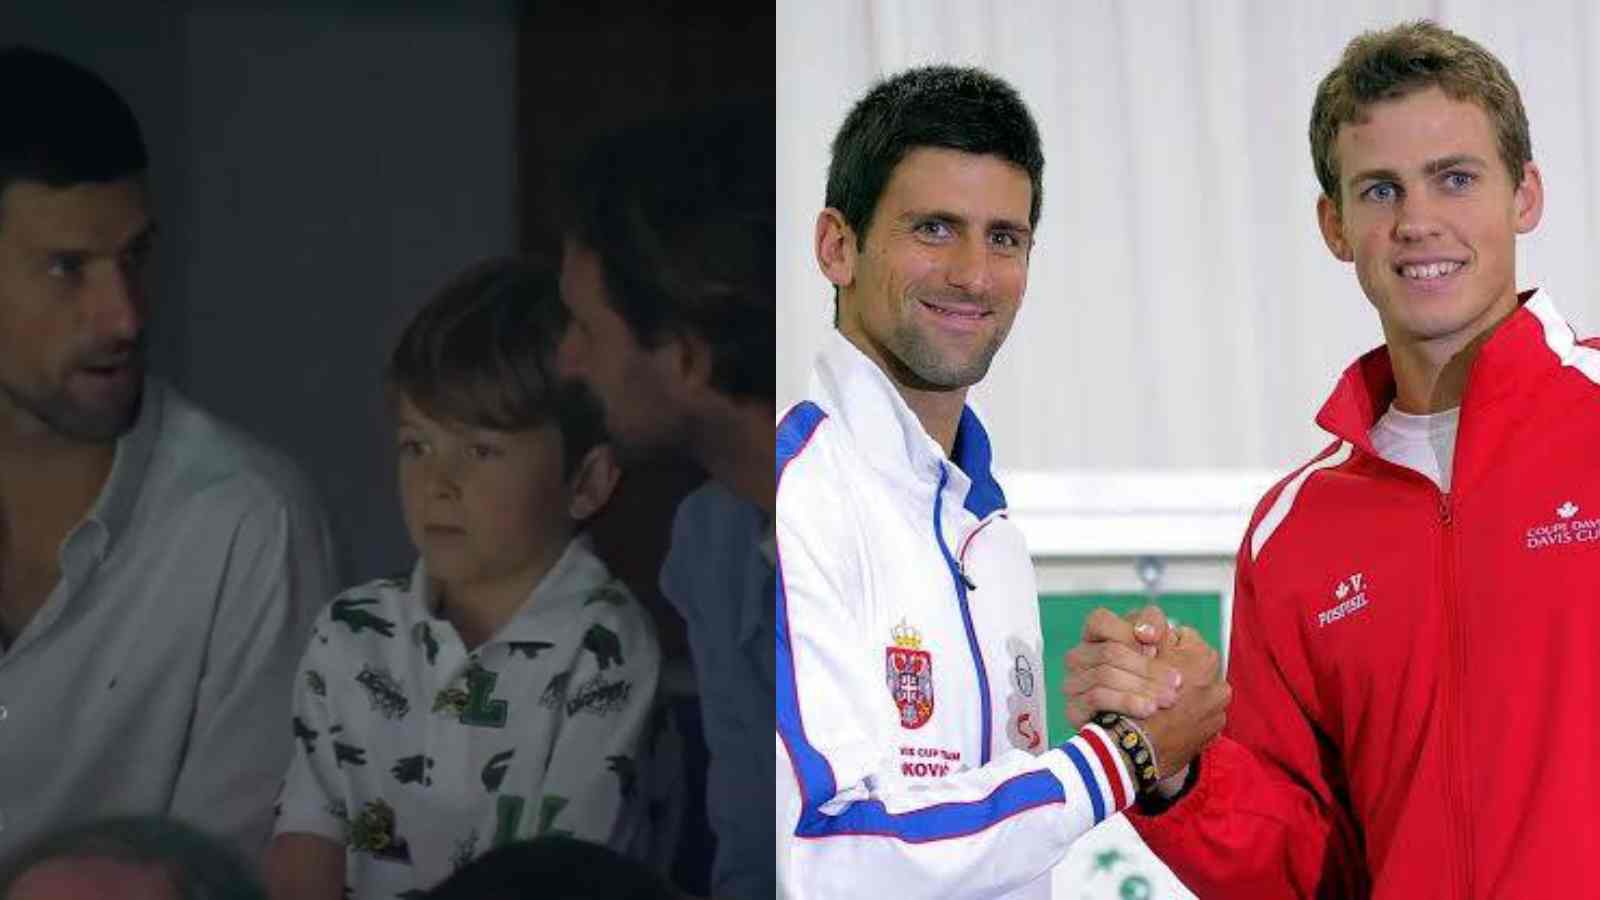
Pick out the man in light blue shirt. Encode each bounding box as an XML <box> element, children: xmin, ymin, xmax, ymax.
<box><xmin>555</xmin><ymin>105</ymin><xmax>773</xmax><ymax>899</ymax></box>
<box><xmin>659</xmin><ymin>483</ymin><xmax>772</xmax><ymax>896</ymax></box>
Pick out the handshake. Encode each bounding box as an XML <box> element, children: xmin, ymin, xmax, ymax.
<box><xmin>1063</xmin><ymin>608</ymin><xmax>1232</xmax><ymax>798</ymax></box>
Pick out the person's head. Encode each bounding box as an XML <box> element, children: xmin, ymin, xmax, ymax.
<box><xmin>388</xmin><ymin>257</ymin><xmax>618</xmax><ymax>595</ymax></box>
<box><xmin>423</xmin><ymin>836</ymin><xmax>678</xmax><ymax>900</ymax></box>
<box><xmin>1310</xmin><ymin>21</ymin><xmax>1542</xmax><ymax>353</ymax></box>
<box><xmin>815</xmin><ymin>65</ymin><xmax>1042</xmax><ymax>396</ymax></box>
<box><xmin>0</xmin><ymin>46</ymin><xmax>154</xmax><ymax>444</ymax></box>
<box><xmin>0</xmin><ymin>815</ymin><xmax>264</xmax><ymax>900</ymax></box>
<box><xmin>555</xmin><ymin>103</ymin><xmax>772</xmax><ymax>463</ymax></box>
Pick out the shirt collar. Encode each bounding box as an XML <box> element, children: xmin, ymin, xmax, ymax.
<box><xmin>741</xmin><ymin>508</ymin><xmax>775</xmax><ymax>643</ymax></box>
<box><xmin>414</xmin><ymin>533</ymin><xmax>614</xmax><ymax>644</ymax></box>
<box><xmin>1315</xmin><ymin>289</ymin><xmax>1572</xmax><ymax>453</ymax></box>
<box><xmin>76</xmin><ymin>379</ymin><xmax>164</xmax><ymax>565</ymax></box>
<box><xmin>758</xmin><ymin>518</ymin><xmax>776</xmax><ymax>569</ymax></box>
<box><xmin>811</xmin><ymin>330</ymin><xmax>1007</xmax><ymax>518</ymax></box>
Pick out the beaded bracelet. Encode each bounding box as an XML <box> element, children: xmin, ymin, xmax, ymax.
<box><xmin>1093</xmin><ymin>710</ymin><xmax>1161</xmax><ymax>795</ymax></box>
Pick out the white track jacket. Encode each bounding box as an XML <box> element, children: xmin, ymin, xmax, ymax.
<box><xmin>776</xmin><ymin>332</ymin><xmax>1135</xmax><ymax>899</ymax></box>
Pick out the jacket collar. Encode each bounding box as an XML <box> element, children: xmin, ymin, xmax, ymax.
<box><xmin>811</xmin><ymin>330</ymin><xmax>1007</xmax><ymax>519</ymax></box>
<box><xmin>1315</xmin><ymin>288</ymin><xmax>1580</xmax><ymax>459</ymax></box>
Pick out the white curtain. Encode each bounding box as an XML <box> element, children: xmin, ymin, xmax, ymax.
<box><xmin>777</xmin><ymin>0</ymin><xmax>1600</xmax><ymax>475</ymax></box>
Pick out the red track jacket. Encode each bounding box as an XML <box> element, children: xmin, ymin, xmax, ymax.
<box><xmin>1131</xmin><ymin>291</ymin><xmax>1600</xmax><ymax>898</ymax></box>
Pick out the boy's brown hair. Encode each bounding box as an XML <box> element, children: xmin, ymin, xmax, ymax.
<box><xmin>387</xmin><ymin>257</ymin><xmax>604</xmax><ymax>475</ymax></box>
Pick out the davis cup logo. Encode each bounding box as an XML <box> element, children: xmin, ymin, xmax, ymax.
<box><xmin>886</xmin><ymin>621</ymin><xmax>934</xmax><ymax>729</ymax></box>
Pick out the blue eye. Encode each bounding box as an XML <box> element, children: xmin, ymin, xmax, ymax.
<box><xmin>990</xmin><ymin>231</ymin><xmax>1021</xmax><ymax>250</ymax></box>
<box><xmin>914</xmin><ymin>220</ymin><xmax>953</xmax><ymax>239</ymax></box>
<box><xmin>1362</xmin><ymin>182</ymin><xmax>1398</xmax><ymax>203</ymax></box>
<box><xmin>1443</xmin><ymin>171</ymin><xmax>1476</xmax><ymax>191</ymax></box>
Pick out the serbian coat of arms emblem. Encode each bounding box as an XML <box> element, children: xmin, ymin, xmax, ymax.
<box><xmin>886</xmin><ymin>620</ymin><xmax>934</xmax><ymax>729</ymax></box>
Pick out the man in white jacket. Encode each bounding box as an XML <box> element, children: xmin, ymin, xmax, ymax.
<box><xmin>776</xmin><ymin>65</ymin><xmax>1231</xmax><ymax>898</ymax></box>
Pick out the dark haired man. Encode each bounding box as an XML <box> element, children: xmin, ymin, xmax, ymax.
<box><xmin>555</xmin><ymin>104</ymin><xmax>774</xmax><ymax>899</ymax></box>
<box><xmin>0</xmin><ymin>47</ymin><xmax>335</xmax><ymax>859</ymax></box>
<box><xmin>774</xmin><ymin>65</ymin><xmax>1230</xmax><ymax>898</ymax></box>
<box><xmin>1068</xmin><ymin>21</ymin><xmax>1600</xmax><ymax>897</ymax></box>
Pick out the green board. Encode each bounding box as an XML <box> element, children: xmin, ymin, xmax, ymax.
<box><xmin>1038</xmin><ymin>592</ymin><xmax>1223</xmax><ymax>746</ymax></box>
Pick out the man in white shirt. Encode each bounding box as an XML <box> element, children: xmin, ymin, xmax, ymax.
<box><xmin>0</xmin><ymin>46</ymin><xmax>336</xmax><ymax>861</ymax></box>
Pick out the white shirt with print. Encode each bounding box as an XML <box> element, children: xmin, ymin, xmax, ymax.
<box><xmin>275</xmin><ymin>535</ymin><xmax>666</xmax><ymax>898</ymax></box>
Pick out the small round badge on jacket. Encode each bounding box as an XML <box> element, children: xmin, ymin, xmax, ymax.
<box><xmin>1004</xmin><ymin>636</ymin><xmax>1044</xmax><ymax>753</ymax></box>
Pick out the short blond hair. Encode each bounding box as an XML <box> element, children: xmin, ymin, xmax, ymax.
<box><xmin>1310</xmin><ymin>20</ymin><xmax>1531</xmax><ymax>204</ymax></box>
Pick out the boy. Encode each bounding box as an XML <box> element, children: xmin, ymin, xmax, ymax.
<box><xmin>266</xmin><ymin>258</ymin><xmax>665</xmax><ymax>899</ymax></box>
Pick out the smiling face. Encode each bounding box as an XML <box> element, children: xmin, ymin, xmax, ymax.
<box><xmin>1317</xmin><ymin>85</ymin><xmax>1542</xmax><ymax>357</ymax></box>
<box><xmin>0</xmin><ymin>177</ymin><xmax>155</xmax><ymax>442</ymax></box>
<box><xmin>830</xmin><ymin>147</ymin><xmax>1033</xmax><ymax>393</ymax></box>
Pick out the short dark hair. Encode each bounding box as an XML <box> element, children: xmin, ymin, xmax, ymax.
<box><xmin>0</xmin><ymin>46</ymin><xmax>147</xmax><ymax>213</ymax></box>
<box><xmin>387</xmin><ymin>257</ymin><xmax>605</xmax><ymax>475</ymax></box>
<box><xmin>562</xmin><ymin>103</ymin><xmax>773</xmax><ymax>403</ymax></box>
<box><xmin>424</xmin><ymin>836</ymin><xmax>677</xmax><ymax>900</ymax></box>
<box><xmin>827</xmin><ymin>65</ymin><xmax>1044</xmax><ymax>247</ymax></box>
<box><xmin>0</xmin><ymin>815</ymin><xmax>264</xmax><ymax>900</ymax></box>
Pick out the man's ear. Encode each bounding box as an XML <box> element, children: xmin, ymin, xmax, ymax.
<box><xmin>1317</xmin><ymin>193</ymin><xmax>1353</xmax><ymax>262</ymax></box>
<box><xmin>567</xmin><ymin>443</ymin><xmax>621</xmax><ymax>521</ymax></box>
<box><xmin>1513</xmin><ymin>160</ymin><xmax>1544</xmax><ymax>235</ymax></box>
<box><xmin>816</xmin><ymin>208</ymin><xmax>858</xmax><ymax>290</ymax></box>
<box><xmin>658</xmin><ymin>327</ymin><xmax>715</xmax><ymax>396</ymax></box>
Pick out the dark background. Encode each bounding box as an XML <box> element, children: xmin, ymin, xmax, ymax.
<box><xmin>3</xmin><ymin>2</ymin><xmax>773</xmax><ymax>656</ymax></box>
<box><xmin>5</xmin><ymin>6</ymin><xmax>773</xmax><ymax>889</ymax></box>
<box><xmin>516</xmin><ymin>4</ymin><xmax>772</xmax><ymax>656</ymax></box>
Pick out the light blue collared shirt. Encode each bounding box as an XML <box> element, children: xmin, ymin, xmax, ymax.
<box><xmin>661</xmin><ymin>481</ymin><xmax>773</xmax><ymax>900</ymax></box>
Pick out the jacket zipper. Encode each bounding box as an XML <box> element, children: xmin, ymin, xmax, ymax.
<box><xmin>957</xmin><ymin>563</ymin><xmax>977</xmax><ymax>591</ymax></box>
<box><xmin>1438</xmin><ymin>491</ymin><xmax>1474</xmax><ymax>896</ymax></box>
<box><xmin>933</xmin><ymin>463</ymin><xmax>993</xmax><ymax>765</ymax></box>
